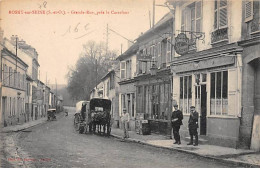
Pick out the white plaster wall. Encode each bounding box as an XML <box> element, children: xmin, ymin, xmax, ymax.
<box><xmin>174</xmin><ymin>0</ymin><xmax>243</xmax><ymax>54</ymax></box>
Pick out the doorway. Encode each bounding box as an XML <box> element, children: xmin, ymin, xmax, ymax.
<box><xmin>251</xmin><ymin>60</ymin><xmax>260</xmax><ymax>150</ymax></box>
<box><xmin>200</xmin><ymin>84</ymin><xmax>207</xmax><ymax>135</ymax></box>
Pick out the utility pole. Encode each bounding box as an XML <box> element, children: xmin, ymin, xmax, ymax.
<box><xmin>55</xmin><ymin>78</ymin><xmax>57</xmax><ymax>110</ymax></box>
<box><xmin>149</xmin><ymin>10</ymin><xmax>151</xmax><ymax>28</ymax></box>
<box><xmin>121</xmin><ymin>44</ymin><xmax>123</xmax><ymax>55</ymax></box>
<box><xmin>106</xmin><ymin>23</ymin><xmax>109</xmax><ymax>56</ymax></box>
<box><xmin>153</xmin><ymin>0</ymin><xmax>155</xmax><ymax>28</ymax></box>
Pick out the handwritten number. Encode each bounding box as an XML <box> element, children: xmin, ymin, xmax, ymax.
<box><xmin>74</xmin><ymin>23</ymin><xmax>80</xmax><ymax>32</ymax></box>
<box><xmin>43</xmin><ymin>1</ymin><xmax>47</xmax><ymax>8</ymax></box>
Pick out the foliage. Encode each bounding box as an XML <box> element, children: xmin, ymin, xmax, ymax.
<box><xmin>66</xmin><ymin>41</ymin><xmax>117</xmax><ymax>100</ymax></box>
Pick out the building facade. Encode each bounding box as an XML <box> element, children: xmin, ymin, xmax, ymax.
<box><xmin>101</xmin><ymin>68</ymin><xmax>120</xmax><ymax>128</ymax></box>
<box><xmin>1</xmin><ymin>47</ymin><xmax>28</xmax><ymax>126</ymax></box>
<box><xmin>237</xmin><ymin>0</ymin><xmax>260</xmax><ymax>151</ymax></box>
<box><xmin>117</xmin><ymin>43</ymin><xmax>139</xmax><ymax>130</ymax></box>
<box><xmin>168</xmin><ymin>0</ymin><xmax>243</xmax><ymax>148</ymax></box>
<box><xmin>134</xmin><ymin>13</ymin><xmax>174</xmax><ymax>135</ymax></box>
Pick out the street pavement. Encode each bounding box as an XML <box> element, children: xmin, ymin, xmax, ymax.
<box><xmin>0</xmin><ymin>107</ymin><xmax>239</xmax><ymax>168</ymax></box>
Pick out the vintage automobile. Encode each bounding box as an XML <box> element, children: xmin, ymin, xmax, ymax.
<box><xmin>47</xmin><ymin>108</ymin><xmax>57</xmax><ymax>121</ymax></box>
<box><xmin>74</xmin><ymin>98</ymin><xmax>112</xmax><ymax>135</ymax></box>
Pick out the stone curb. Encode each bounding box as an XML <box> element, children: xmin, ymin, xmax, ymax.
<box><xmin>1</xmin><ymin>112</ymin><xmax>65</xmax><ymax>133</ymax></box>
<box><xmin>110</xmin><ymin>134</ymin><xmax>260</xmax><ymax>168</ymax></box>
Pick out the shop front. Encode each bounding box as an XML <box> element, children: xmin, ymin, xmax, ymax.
<box><xmin>135</xmin><ymin>69</ymin><xmax>172</xmax><ymax>137</ymax></box>
<box><xmin>171</xmin><ymin>43</ymin><xmax>243</xmax><ymax>148</ymax></box>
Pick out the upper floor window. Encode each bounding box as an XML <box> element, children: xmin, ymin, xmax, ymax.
<box><xmin>181</xmin><ymin>1</ymin><xmax>202</xmax><ymax>33</ymax></box>
<box><xmin>126</xmin><ymin>60</ymin><xmax>132</xmax><ymax>79</ymax></box>
<box><xmin>245</xmin><ymin>0</ymin><xmax>253</xmax><ymax>22</ymax></box>
<box><xmin>166</xmin><ymin>37</ymin><xmax>172</xmax><ymax>63</ymax></box>
<box><xmin>214</xmin><ymin>0</ymin><xmax>228</xmax><ymax>30</ymax></box>
<box><xmin>110</xmin><ymin>74</ymin><xmax>115</xmax><ymax>90</ymax></box>
<box><xmin>120</xmin><ymin>61</ymin><xmax>126</xmax><ymax>79</ymax></box>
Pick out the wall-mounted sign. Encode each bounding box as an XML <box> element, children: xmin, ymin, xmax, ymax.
<box><xmin>175</xmin><ymin>33</ymin><xmax>189</xmax><ymax>55</ymax></box>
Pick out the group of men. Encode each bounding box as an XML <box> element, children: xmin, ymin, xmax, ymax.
<box><xmin>120</xmin><ymin>104</ymin><xmax>199</xmax><ymax>146</ymax></box>
<box><xmin>171</xmin><ymin>104</ymin><xmax>199</xmax><ymax>146</ymax></box>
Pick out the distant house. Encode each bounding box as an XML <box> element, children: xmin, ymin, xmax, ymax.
<box><xmin>1</xmin><ymin>46</ymin><xmax>28</xmax><ymax>126</ymax></box>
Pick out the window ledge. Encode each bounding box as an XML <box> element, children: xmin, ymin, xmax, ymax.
<box><xmin>210</xmin><ymin>39</ymin><xmax>229</xmax><ymax>45</ymax></box>
<box><xmin>207</xmin><ymin>115</ymin><xmax>239</xmax><ymax>119</ymax></box>
<box><xmin>250</xmin><ymin>30</ymin><xmax>260</xmax><ymax>35</ymax></box>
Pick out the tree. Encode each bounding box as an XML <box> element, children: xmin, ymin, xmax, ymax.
<box><xmin>66</xmin><ymin>41</ymin><xmax>117</xmax><ymax>100</ymax></box>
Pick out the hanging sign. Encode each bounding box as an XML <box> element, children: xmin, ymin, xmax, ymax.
<box><xmin>175</xmin><ymin>33</ymin><xmax>189</xmax><ymax>55</ymax></box>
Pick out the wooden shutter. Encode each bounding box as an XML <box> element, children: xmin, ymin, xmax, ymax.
<box><xmin>196</xmin><ymin>1</ymin><xmax>202</xmax><ymax>32</ymax></box>
<box><xmin>245</xmin><ymin>0</ymin><xmax>253</xmax><ymax>22</ymax></box>
<box><xmin>219</xmin><ymin>0</ymin><xmax>227</xmax><ymax>28</ymax></box>
<box><xmin>228</xmin><ymin>68</ymin><xmax>237</xmax><ymax>116</ymax></box>
<box><xmin>120</xmin><ymin>61</ymin><xmax>126</xmax><ymax>79</ymax></box>
<box><xmin>172</xmin><ymin>76</ymin><xmax>180</xmax><ymax>106</ymax></box>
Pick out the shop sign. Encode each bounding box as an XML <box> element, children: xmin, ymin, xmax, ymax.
<box><xmin>175</xmin><ymin>33</ymin><xmax>189</xmax><ymax>55</ymax></box>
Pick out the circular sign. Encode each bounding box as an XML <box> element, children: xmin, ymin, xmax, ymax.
<box><xmin>175</xmin><ymin>33</ymin><xmax>189</xmax><ymax>55</ymax></box>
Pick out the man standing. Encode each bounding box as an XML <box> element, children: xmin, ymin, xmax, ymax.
<box><xmin>121</xmin><ymin>108</ymin><xmax>130</xmax><ymax>139</ymax></box>
<box><xmin>187</xmin><ymin>106</ymin><xmax>199</xmax><ymax>146</ymax></box>
<box><xmin>171</xmin><ymin>104</ymin><xmax>183</xmax><ymax>145</ymax></box>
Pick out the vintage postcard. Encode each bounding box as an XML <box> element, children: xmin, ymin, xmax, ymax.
<box><xmin>0</xmin><ymin>0</ymin><xmax>260</xmax><ymax>168</ymax></box>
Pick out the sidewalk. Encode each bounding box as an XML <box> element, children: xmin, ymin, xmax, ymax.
<box><xmin>0</xmin><ymin>112</ymin><xmax>64</xmax><ymax>133</ymax></box>
<box><xmin>0</xmin><ymin>117</ymin><xmax>47</xmax><ymax>133</ymax></box>
<box><xmin>111</xmin><ymin>128</ymin><xmax>260</xmax><ymax>168</ymax></box>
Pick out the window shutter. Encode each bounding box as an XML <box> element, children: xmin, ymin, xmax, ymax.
<box><xmin>120</xmin><ymin>61</ymin><xmax>126</xmax><ymax>79</ymax></box>
<box><xmin>245</xmin><ymin>0</ymin><xmax>253</xmax><ymax>22</ymax></box>
<box><xmin>196</xmin><ymin>1</ymin><xmax>202</xmax><ymax>32</ymax></box>
<box><xmin>172</xmin><ymin>76</ymin><xmax>180</xmax><ymax>106</ymax></box>
<box><xmin>219</xmin><ymin>6</ymin><xmax>227</xmax><ymax>27</ymax></box>
<box><xmin>228</xmin><ymin>69</ymin><xmax>237</xmax><ymax>116</ymax></box>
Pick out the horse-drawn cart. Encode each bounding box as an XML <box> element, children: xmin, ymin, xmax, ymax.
<box><xmin>74</xmin><ymin>98</ymin><xmax>112</xmax><ymax>136</ymax></box>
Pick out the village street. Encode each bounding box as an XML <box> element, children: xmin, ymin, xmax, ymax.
<box><xmin>0</xmin><ymin>108</ymin><xmax>238</xmax><ymax>168</ymax></box>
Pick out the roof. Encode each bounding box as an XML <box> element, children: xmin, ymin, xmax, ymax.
<box><xmin>2</xmin><ymin>47</ymin><xmax>29</xmax><ymax>68</ymax></box>
<box><xmin>101</xmin><ymin>69</ymin><xmax>115</xmax><ymax>81</ymax></box>
<box><xmin>116</xmin><ymin>42</ymin><xmax>139</xmax><ymax>61</ymax></box>
<box><xmin>136</xmin><ymin>12</ymin><xmax>173</xmax><ymax>42</ymax></box>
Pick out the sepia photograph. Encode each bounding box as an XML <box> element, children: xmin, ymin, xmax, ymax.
<box><xmin>0</xmin><ymin>0</ymin><xmax>260</xmax><ymax>168</ymax></box>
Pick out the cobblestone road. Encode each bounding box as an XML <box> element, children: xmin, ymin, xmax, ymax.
<box><xmin>3</xmin><ymin>110</ymin><xmax>238</xmax><ymax>168</ymax></box>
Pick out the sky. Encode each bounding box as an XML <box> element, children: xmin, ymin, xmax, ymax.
<box><xmin>0</xmin><ymin>0</ymin><xmax>169</xmax><ymax>85</ymax></box>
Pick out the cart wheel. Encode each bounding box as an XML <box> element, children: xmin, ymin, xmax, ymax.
<box><xmin>79</xmin><ymin>125</ymin><xmax>84</xmax><ymax>134</ymax></box>
<box><xmin>74</xmin><ymin>115</ymin><xmax>79</xmax><ymax>130</ymax></box>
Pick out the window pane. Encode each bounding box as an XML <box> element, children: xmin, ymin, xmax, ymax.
<box><xmin>216</xmin><ymin>72</ymin><xmax>221</xmax><ymax>98</ymax></box>
<box><xmin>222</xmin><ymin>71</ymin><xmax>228</xmax><ymax>98</ymax></box>
<box><xmin>210</xmin><ymin>73</ymin><xmax>215</xmax><ymax>98</ymax></box>
<box><xmin>196</xmin><ymin>1</ymin><xmax>202</xmax><ymax>18</ymax></box>
<box><xmin>188</xmin><ymin>76</ymin><xmax>192</xmax><ymax>98</ymax></box>
<box><xmin>184</xmin><ymin>76</ymin><xmax>188</xmax><ymax>98</ymax></box>
<box><xmin>214</xmin><ymin>11</ymin><xmax>218</xmax><ymax>29</ymax></box>
<box><xmin>180</xmin><ymin>77</ymin><xmax>183</xmax><ymax>98</ymax></box>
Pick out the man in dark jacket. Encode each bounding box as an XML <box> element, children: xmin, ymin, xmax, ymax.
<box><xmin>187</xmin><ymin>106</ymin><xmax>199</xmax><ymax>146</ymax></box>
<box><xmin>171</xmin><ymin>104</ymin><xmax>183</xmax><ymax>145</ymax></box>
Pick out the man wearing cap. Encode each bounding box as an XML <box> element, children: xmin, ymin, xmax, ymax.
<box><xmin>187</xmin><ymin>106</ymin><xmax>199</xmax><ymax>146</ymax></box>
<box><xmin>121</xmin><ymin>108</ymin><xmax>130</xmax><ymax>138</ymax></box>
<box><xmin>171</xmin><ymin>104</ymin><xmax>183</xmax><ymax>145</ymax></box>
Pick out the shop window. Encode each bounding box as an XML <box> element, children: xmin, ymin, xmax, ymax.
<box><xmin>210</xmin><ymin>71</ymin><xmax>228</xmax><ymax>115</ymax></box>
<box><xmin>131</xmin><ymin>93</ymin><xmax>135</xmax><ymax>117</ymax></box>
<box><xmin>180</xmin><ymin>75</ymin><xmax>192</xmax><ymax>114</ymax></box>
